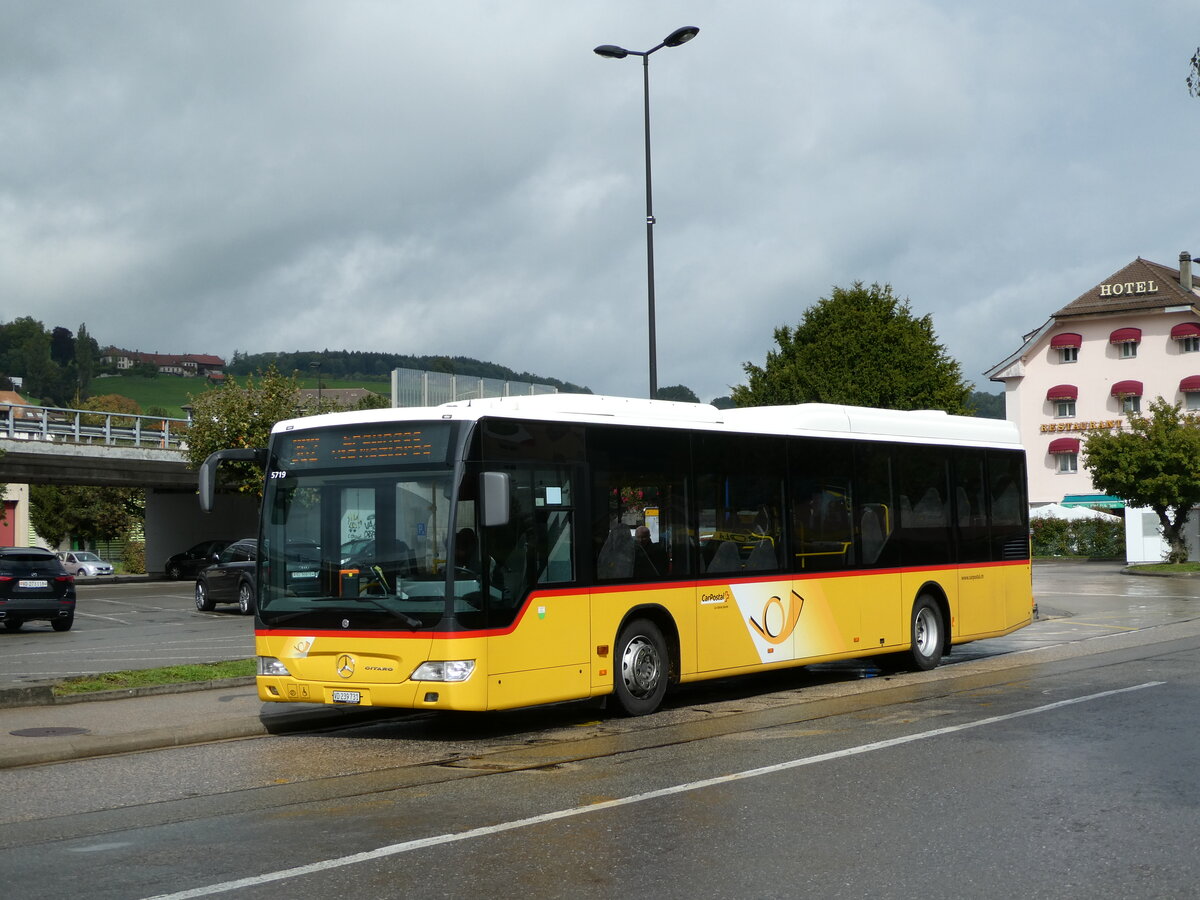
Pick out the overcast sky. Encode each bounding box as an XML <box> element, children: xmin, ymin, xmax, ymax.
<box><xmin>4</xmin><ymin>2</ymin><xmax>1199</xmax><ymax>403</ymax></box>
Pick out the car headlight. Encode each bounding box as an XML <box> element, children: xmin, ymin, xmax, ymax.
<box><xmin>411</xmin><ymin>660</ymin><xmax>476</xmax><ymax>682</ymax></box>
<box><xmin>257</xmin><ymin>657</ymin><xmax>292</xmax><ymax>677</ymax></box>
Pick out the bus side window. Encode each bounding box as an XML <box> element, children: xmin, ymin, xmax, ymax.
<box><xmin>588</xmin><ymin>426</ymin><xmax>691</xmax><ymax>582</ymax></box>
<box><xmin>695</xmin><ymin>434</ymin><xmax>786</xmax><ymax>574</ymax></box>
<box><xmin>789</xmin><ymin>439</ymin><xmax>854</xmax><ymax>572</ymax></box>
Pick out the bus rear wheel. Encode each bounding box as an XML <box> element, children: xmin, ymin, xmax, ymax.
<box><xmin>613</xmin><ymin>618</ymin><xmax>668</xmax><ymax>716</ymax></box>
<box><xmin>907</xmin><ymin>594</ymin><xmax>944</xmax><ymax>671</ymax></box>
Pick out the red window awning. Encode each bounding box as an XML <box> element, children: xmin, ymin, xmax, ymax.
<box><xmin>1171</xmin><ymin>323</ymin><xmax>1200</xmax><ymax>340</ymax></box>
<box><xmin>1046</xmin><ymin>384</ymin><xmax>1078</xmax><ymax>401</ymax></box>
<box><xmin>1111</xmin><ymin>380</ymin><xmax>1143</xmax><ymax>397</ymax></box>
<box><xmin>1048</xmin><ymin>438</ymin><xmax>1080</xmax><ymax>454</ymax></box>
<box><xmin>1050</xmin><ymin>332</ymin><xmax>1082</xmax><ymax>349</ymax></box>
<box><xmin>1181</xmin><ymin>376</ymin><xmax>1200</xmax><ymax>392</ymax></box>
<box><xmin>1109</xmin><ymin>327</ymin><xmax>1142</xmax><ymax>344</ymax></box>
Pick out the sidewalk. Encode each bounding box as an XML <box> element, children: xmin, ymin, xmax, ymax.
<box><xmin>0</xmin><ymin>680</ymin><xmax>377</xmax><ymax>769</ymax></box>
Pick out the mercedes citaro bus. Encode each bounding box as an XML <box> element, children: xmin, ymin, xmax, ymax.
<box><xmin>199</xmin><ymin>394</ymin><xmax>1033</xmax><ymax>716</ymax></box>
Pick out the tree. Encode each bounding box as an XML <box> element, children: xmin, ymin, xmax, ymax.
<box><xmin>75</xmin><ymin>323</ymin><xmax>99</xmax><ymax>399</ymax></box>
<box><xmin>732</xmin><ymin>282</ymin><xmax>973</xmax><ymax>413</ymax></box>
<box><xmin>29</xmin><ymin>484</ymin><xmax>143</xmax><ymax>548</ymax></box>
<box><xmin>1083</xmin><ymin>397</ymin><xmax>1200</xmax><ymax>563</ymax></box>
<box><xmin>655</xmin><ymin>384</ymin><xmax>699</xmax><ymax>403</ymax></box>
<box><xmin>184</xmin><ymin>365</ymin><xmax>305</xmax><ymax>496</ymax></box>
<box><xmin>1189</xmin><ymin>46</ymin><xmax>1200</xmax><ymax>97</ymax></box>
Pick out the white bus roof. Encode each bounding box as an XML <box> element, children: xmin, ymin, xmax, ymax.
<box><xmin>275</xmin><ymin>393</ymin><xmax>1021</xmax><ymax>449</ymax></box>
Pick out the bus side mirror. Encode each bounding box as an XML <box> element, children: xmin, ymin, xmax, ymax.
<box><xmin>198</xmin><ymin>448</ymin><xmax>267</xmax><ymax>512</ymax></box>
<box><xmin>481</xmin><ymin>472</ymin><xmax>510</xmax><ymax>527</ymax></box>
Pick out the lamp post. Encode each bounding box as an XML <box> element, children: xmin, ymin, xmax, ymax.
<box><xmin>594</xmin><ymin>25</ymin><xmax>699</xmax><ymax>400</ymax></box>
<box><xmin>309</xmin><ymin>360</ymin><xmax>323</xmax><ymax>406</ymax></box>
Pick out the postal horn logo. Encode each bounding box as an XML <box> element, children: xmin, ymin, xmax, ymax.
<box><xmin>748</xmin><ymin>590</ymin><xmax>804</xmax><ymax>644</ymax></box>
<box><xmin>336</xmin><ymin>654</ymin><xmax>355</xmax><ymax>678</ymax></box>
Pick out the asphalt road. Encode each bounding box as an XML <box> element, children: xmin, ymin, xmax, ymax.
<box><xmin>0</xmin><ymin>563</ymin><xmax>1197</xmax><ymax>898</ymax></box>
<box><xmin>0</xmin><ymin>579</ymin><xmax>253</xmax><ymax>684</ymax></box>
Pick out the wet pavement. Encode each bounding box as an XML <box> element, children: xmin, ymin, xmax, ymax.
<box><xmin>0</xmin><ymin>561</ymin><xmax>1195</xmax><ymax>770</ymax></box>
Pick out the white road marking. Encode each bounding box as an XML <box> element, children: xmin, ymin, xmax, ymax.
<box><xmin>142</xmin><ymin>681</ymin><xmax>1165</xmax><ymax>900</ymax></box>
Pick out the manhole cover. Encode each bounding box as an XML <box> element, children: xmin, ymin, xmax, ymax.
<box><xmin>9</xmin><ymin>727</ymin><xmax>91</xmax><ymax>738</ymax></box>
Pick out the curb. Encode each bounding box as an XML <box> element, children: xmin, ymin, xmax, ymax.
<box><xmin>0</xmin><ymin>676</ymin><xmax>256</xmax><ymax>710</ymax></box>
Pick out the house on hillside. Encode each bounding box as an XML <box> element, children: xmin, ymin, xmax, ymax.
<box><xmin>101</xmin><ymin>348</ymin><xmax>225</xmax><ymax>378</ymax></box>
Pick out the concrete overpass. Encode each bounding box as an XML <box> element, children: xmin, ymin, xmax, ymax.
<box><xmin>0</xmin><ymin>403</ymin><xmax>257</xmax><ymax>570</ymax></box>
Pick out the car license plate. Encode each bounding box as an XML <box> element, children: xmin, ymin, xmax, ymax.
<box><xmin>332</xmin><ymin>690</ymin><xmax>361</xmax><ymax>704</ymax></box>
<box><xmin>18</xmin><ymin>579</ymin><xmax>48</xmax><ymax>589</ymax></box>
<box><xmin>291</xmin><ymin>571</ymin><xmax>317</xmax><ymax>579</ymax></box>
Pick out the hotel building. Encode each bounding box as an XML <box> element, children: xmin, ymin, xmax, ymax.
<box><xmin>984</xmin><ymin>252</ymin><xmax>1200</xmax><ymax>561</ymax></box>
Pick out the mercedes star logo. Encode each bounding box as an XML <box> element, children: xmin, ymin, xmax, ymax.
<box><xmin>336</xmin><ymin>654</ymin><xmax>355</xmax><ymax>678</ymax></box>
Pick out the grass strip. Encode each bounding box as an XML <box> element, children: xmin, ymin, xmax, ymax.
<box><xmin>53</xmin><ymin>659</ymin><xmax>256</xmax><ymax>696</ymax></box>
<box><xmin>1128</xmin><ymin>562</ymin><xmax>1200</xmax><ymax>574</ymax></box>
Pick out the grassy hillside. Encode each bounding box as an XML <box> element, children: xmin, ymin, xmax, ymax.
<box><xmin>88</xmin><ymin>374</ymin><xmax>388</xmax><ymax>418</ymax></box>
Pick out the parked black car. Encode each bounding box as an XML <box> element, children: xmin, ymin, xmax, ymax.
<box><xmin>0</xmin><ymin>546</ymin><xmax>76</xmax><ymax>632</ymax></box>
<box><xmin>165</xmin><ymin>539</ymin><xmax>232</xmax><ymax>580</ymax></box>
<box><xmin>194</xmin><ymin>538</ymin><xmax>322</xmax><ymax>616</ymax></box>
<box><xmin>195</xmin><ymin>538</ymin><xmax>257</xmax><ymax>615</ymax></box>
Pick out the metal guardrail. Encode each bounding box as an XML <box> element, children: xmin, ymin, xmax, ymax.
<box><xmin>0</xmin><ymin>402</ymin><xmax>189</xmax><ymax>450</ymax></box>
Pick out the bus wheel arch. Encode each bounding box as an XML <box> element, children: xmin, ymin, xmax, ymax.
<box><xmin>611</xmin><ymin>606</ymin><xmax>677</xmax><ymax>717</ymax></box>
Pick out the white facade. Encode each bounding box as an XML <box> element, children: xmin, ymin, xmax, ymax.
<box><xmin>985</xmin><ymin>253</ymin><xmax>1200</xmax><ymax>562</ymax></box>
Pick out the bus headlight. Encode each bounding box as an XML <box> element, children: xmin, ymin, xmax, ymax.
<box><xmin>258</xmin><ymin>657</ymin><xmax>292</xmax><ymax>677</ymax></box>
<box><xmin>411</xmin><ymin>660</ymin><xmax>476</xmax><ymax>682</ymax></box>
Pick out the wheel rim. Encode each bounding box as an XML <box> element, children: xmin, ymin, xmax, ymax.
<box><xmin>914</xmin><ymin>605</ymin><xmax>939</xmax><ymax>658</ymax></box>
<box><xmin>239</xmin><ymin>584</ymin><xmax>252</xmax><ymax>612</ymax></box>
<box><xmin>620</xmin><ymin>635</ymin><xmax>661</xmax><ymax>699</ymax></box>
<box><xmin>195</xmin><ymin>585</ymin><xmax>206</xmax><ymax>609</ymax></box>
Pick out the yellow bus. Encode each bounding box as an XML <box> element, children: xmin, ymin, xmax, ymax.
<box><xmin>199</xmin><ymin>394</ymin><xmax>1033</xmax><ymax>716</ymax></box>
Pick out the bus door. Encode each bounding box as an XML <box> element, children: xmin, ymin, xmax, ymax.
<box><xmin>477</xmin><ymin>464</ymin><xmax>589</xmax><ymax>705</ymax></box>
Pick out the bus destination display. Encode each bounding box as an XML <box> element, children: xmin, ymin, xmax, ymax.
<box><xmin>277</xmin><ymin>423</ymin><xmax>452</xmax><ymax>468</ymax></box>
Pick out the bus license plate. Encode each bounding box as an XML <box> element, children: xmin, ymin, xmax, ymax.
<box><xmin>332</xmin><ymin>690</ymin><xmax>361</xmax><ymax>704</ymax></box>
<box><xmin>19</xmin><ymin>580</ymin><xmax>48</xmax><ymax>589</ymax></box>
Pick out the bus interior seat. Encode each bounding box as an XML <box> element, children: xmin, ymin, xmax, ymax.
<box><xmin>860</xmin><ymin>507</ymin><xmax>884</xmax><ymax>564</ymax></box>
<box><xmin>956</xmin><ymin>486</ymin><xmax>971</xmax><ymax>526</ymax></box>
<box><xmin>744</xmin><ymin>540</ymin><xmax>776</xmax><ymax>571</ymax></box>
<box><xmin>597</xmin><ymin>526</ymin><xmax>636</xmax><ymax>580</ymax></box>
<box><xmin>706</xmin><ymin>540</ymin><xmax>741</xmax><ymax>574</ymax></box>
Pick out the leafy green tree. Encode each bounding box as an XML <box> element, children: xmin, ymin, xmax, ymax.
<box><xmin>655</xmin><ymin>384</ymin><xmax>699</xmax><ymax>403</ymax></box>
<box><xmin>30</xmin><ymin>484</ymin><xmax>144</xmax><ymax>548</ymax></box>
<box><xmin>1083</xmin><ymin>398</ymin><xmax>1200</xmax><ymax>563</ymax></box>
<box><xmin>75</xmin><ymin>323</ymin><xmax>99</xmax><ymax>399</ymax></box>
<box><xmin>184</xmin><ymin>365</ymin><xmax>305</xmax><ymax>496</ymax></box>
<box><xmin>732</xmin><ymin>282</ymin><xmax>972</xmax><ymax>413</ymax></box>
<box><xmin>354</xmin><ymin>391</ymin><xmax>391</xmax><ymax>411</ymax></box>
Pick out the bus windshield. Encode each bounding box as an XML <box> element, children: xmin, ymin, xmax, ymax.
<box><xmin>258</xmin><ymin>422</ymin><xmax>489</xmax><ymax>630</ymax></box>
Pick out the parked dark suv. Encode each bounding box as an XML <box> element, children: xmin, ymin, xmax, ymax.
<box><xmin>165</xmin><ymin>539</ymin><xmax>232</xmax><ymax>580</ymax></box>
<box><xmin>0</xmin><ymin>547</ymin><xmax>77</xmax><ymax>632</ymax></box>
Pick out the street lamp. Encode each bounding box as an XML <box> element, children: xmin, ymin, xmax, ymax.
<box><xmin>309</xmin><ymin>360</ymin><xmax>323</xmax><ymax>406</ymax></box>
<box><xmin>594</xmin><ymin>25</ymin><xmax>699</xmax><ymax>400</ymax></box>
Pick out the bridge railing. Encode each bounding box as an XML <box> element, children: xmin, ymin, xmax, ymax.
<box><xmin>0</xmin><ymin>402</ymin><xmax>189</xmax><ymax>450</ymax></box>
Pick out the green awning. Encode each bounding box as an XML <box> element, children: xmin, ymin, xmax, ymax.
<box><xmin>1062</xmin><ymin>494</ymin><xmax>1124</xmax><ymax>509</ymax></box>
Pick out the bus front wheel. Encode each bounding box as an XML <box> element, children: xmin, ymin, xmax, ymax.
<box><xmin>613</xmin><ymin>618</ymin><xmax>668</xmax><ymax>716</ymax></box>
<box><xmin>907</xmin><ymin>595</ymin><xmax>944</xmax><ymax>671</ymax></box>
